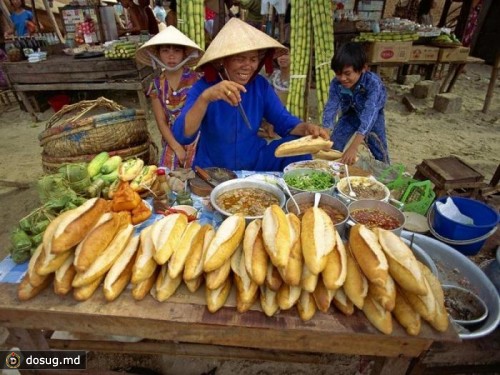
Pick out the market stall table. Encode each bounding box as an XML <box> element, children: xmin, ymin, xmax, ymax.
<box><xmin>0</xmin><ymin>278</ymin><xmax>459</xmax><ymax>374</ymax></box>
<box><xmin>0</xmin><ymin>55</ymin><xmax>153</xmax><ymax>122</ymax></box>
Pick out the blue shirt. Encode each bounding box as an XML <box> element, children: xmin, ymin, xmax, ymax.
<box><xmin>10</xmin><ymin>10</ymin><xmax>33</xmax><ymax>37</ymax></box>
<box><xmin>322</xmin><ymin>71</ymin><xmax>389</xmax><ymax>162</ymax></box>
<box><xmin>173</xmin><ymin>75</ymin><xmax>303</xmax><ymax>171</ymax></box>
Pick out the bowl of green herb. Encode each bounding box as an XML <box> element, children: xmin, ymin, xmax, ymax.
<box><xmin>283</xmin><ymin>168</ymin><xmax>336</xmax><ymax>195</ymax></box>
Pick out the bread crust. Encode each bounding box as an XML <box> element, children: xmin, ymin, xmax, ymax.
<box><xmin>313</xmin><ymin>149</ymin><xmax>344</xmax><ymax>160</ymax></box>
<box><xmin>18</xmin><ymin>272</ymin><xmax>53</xmax><ymax>301</ymax></box>
<box><xmin>205</xmin><ymin>258</ymin><xmax>231</xmax><ymax>290</ymax></box>
<box><xmin>132</xmin><ymin>226</ymin><xmax>157</xmax><ymax>284</ymax></box>
<box><xmin>275</xmin><ymin>135</ymin><xmax>333</xmax><ymax>157</ymax></box>
<box><xmin>231</xmin><ymin>245</ymin><xmax>259</xmax><ymax>305</ymax></box>
<box><xmin>153</xmin><ymin>213</ymin><xmax>188</xmax><ymax>265</ymax></box>
<box><xmin>332</xmin><ymin>288</ymin><xmax>355</xmax><ymax>316</ymax></box>
<box><xmin>54</xmin><ymin>254</ymin><xmax>76</xmax><ymax>296</ymax></box>
<box><xmin>265</xmin><ymin>262</ymin><xmax>283</xmax><ymax>292</ymax></box>
<box><xmin>168</xmin><ymin>221</ymin><xmax>202</xmax><ymax>278</ymax></box>
<box><xmin>362</xmin><ymin>292</ymin><xmax>393</xmax><ymax>335</ymax></box>
<box><xmin>393</xmin><ymin>287</ymin><xmax>422</xmax><ymax>336</ymax></box>
<box><xmin>243</xmin><ymin>219</ymin><xmax>268</xmax><ymax>286</ymax></box>
<box><xmin>73</xmin><ymin>274</ymin><xmax>104</xmax><ymax>301</ymax></box>
<box><xmin>279</xmin><ymin>213</ymin><xmax>302</xmax><ymax>286</ymax></box>
<box><xmin>132</xmin><ymin>267</ymin><xmax>159</xmax><ymax>301</ymax></box>
<box><xmin>343</xmin><ymin>244</ymin><xmax>368</xmax><ymax>309</ymax></box>
<box><xmin>300</xmin><ymin>263</ymin><xmax>319</xmax><ymax>293</ymax></box>
<box><xmin>277</xmin><ymin>284</ymin><xmax>301</xmax><ymax>311</ymax></box>
<box><xmin>369</xmin><ymin>275</ymin><xmax>396</xmax><ymax>312</ymax></box>
<box><xmin>322</xmin><ymin>231</ymin><xmax>347</xmax><ymax>291</ymax></box>
<box><xmin>204</xmin><ymin>214</ymin><xmax>245</xmax><ymax>272</ymax></box>
<box><xmin>27</xmin><ymin>244</ymin><xmax>46</xmax><ymax>287</ymax></box>
<box><xmin>153</xmin><ymin>264</ymin><xmax>182</xmax><ymax>302</ymax></box>
<box><xmin>312</xmin><ymin>277</ymin><xmax>335</xmax><ymax>313</ymax></box>
<box><xmin>184</xmin><ymin>224</ymin><xmax>214</xmax><ymax>281</ymax></box>
<box><xmin>419</xmin><ymin>263</ymin><xmax>449</xmax><ymax>332</ymax></box>
<box><xmin>206</xmin><ymin>278</ymin><xmax>232</xmax><ymax>313</ymax></box>
<box><xmin>297</xmin><ymin>290</ymin><xmax>317</xmax><ymax>321</ymax></box>
<box><xmin>262</xmin><ymin>205</ymin><xmax>291</xmax><ymax>268</ymax></box>
<box><xmin>52</xmin><ymin>198</ymin><xmax>107</xmax><ymax>253</ymax></box>
<box><xmin>301</xmin><ymin>207</ymin><xmax>336</xmax><ymax>275</ymax></box>
<box><xmin>260</xmin><ymin>285</ymin><xmax>279</xmax><ymax>317</ymax></box>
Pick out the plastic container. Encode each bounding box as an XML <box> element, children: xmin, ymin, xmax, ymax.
<box><xmin>47</xmin><ymin>94</ymin><xmax>70</xmax><ymax>112</ymax></box>
<box><xmin>430</xmin><ymin>197</ymin><xmax>499</xmax><ymax>255</ymax></box>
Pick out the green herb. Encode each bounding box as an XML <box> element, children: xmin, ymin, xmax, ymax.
<box><xmin>284</xmin><ymin>172</ymin><xmax>334</xmax><ymax>191</ymax></box>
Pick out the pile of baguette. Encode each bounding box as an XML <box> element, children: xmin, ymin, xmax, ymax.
<box><xmin>18</xmin><ymin>201</ymin><xmax>448</xmax><ymax>336</ymax></box>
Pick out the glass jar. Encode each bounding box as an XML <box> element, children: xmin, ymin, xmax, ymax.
<box><xmin>175</xmin><ymin>191</ymin><xmax>193</xmax><ymax>206</ymax></box>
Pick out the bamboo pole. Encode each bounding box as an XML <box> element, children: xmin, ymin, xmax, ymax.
<box><xmin>0</xmin><ymin>0</ymin><xmax>14</xmax><ymax>29</ymax></box>
<box><xmin>482</xmin><ymin>52</ymin><xmax>500</xmax><ymax>113</ymax></box>
<box><xmin>41</xmin><ymin>0</ymin><xmax>65</xmax><ymax>43</ymax></box>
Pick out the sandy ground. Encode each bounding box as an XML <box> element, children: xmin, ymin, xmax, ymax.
<box><xmin>0</xmin><ymin>62</ymin><xmax>499</xmax><ymax>374</ymax></box>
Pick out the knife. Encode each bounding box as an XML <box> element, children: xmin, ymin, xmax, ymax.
<box><xmin>195</xmin><ymin>166</ymin><xmax>220</xmax><ymax>188</ymax></box>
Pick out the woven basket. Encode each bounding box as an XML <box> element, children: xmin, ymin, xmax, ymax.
<box><xmin>39</xmin><ymin>97</ymin><xmax>149</xmax><ymax>157</ymax></box>
<box><xmin>41</xmin><ymin>140</ymin><xmax>158</xmax><ymax>173</ymax></box>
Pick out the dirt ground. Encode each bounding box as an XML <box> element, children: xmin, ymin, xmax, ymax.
<box><xmin>0</xmin><ymin>62</ymin><xmax>499</xmax><ymax>374</ymax></box>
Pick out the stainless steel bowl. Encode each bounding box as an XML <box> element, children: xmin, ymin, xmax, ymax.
<box><xmin>348</xmin><ymin>199</ymin><xmax>405</xmax><ymax>236</ymax></box>
<box><xmin>282</xmin><ymin>168</ymin><xmax>336</xmax><ymax>195</ymax></box>
<box><xmin>285</xmin><ymin>192</ymin><xmax>349</xmax><ymax>237</ymax></box>
<box><xmin>337</xmin><ymin>176</ymin><xmax>390</xmax><ymax>202</ymax></box>
<box><xmin>442</xmin><ymin>284</ymin><xmax>489</xmax><ymax>327</ymax></box>
<box><xmin>210</xmin><ymin>179</ymin><xmax>286</xmax><ymax>220</ymax></box>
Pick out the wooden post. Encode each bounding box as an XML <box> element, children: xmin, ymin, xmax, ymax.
<box><xmin>0</xmin><ymin>0</ymin><xmax>14</xmax><ymax>29</ymax></box>
<box><xmin>482</xmin><ymin>52</ymin><xmax>500</xmax><ymax>113</ymax></box>
<box><xmin>41</xmin><ymin>0</ymin><xmax>65</xmax><ymax>44</ymax></box>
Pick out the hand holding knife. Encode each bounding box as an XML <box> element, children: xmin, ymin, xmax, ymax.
<box><xmin>217</xmin><ymin>68</ymin><xmax>253</xmax><ymax>131</ymax></box>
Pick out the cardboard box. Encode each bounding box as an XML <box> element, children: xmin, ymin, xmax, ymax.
<box><xmin>410</xmin><ymin>46</ymin><xmax>439</xmax><ymax>62</ymax></box>
<box><xmin>438</xmin><ymin>47</ymin><xmax>470</xmax><ymax>62</ymax></box>
<box><xmin>367</xmin><ymin>42</ymin><xmax>413</xmax><ymax>63</ymax></box>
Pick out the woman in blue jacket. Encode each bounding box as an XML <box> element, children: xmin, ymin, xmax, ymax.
<box><xmin>173</xmin><ymin>18</ymin><xmax>328</xmax><ymax>172</ymax></box>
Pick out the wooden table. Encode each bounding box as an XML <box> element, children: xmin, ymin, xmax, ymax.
<box><xmin>0</xmin><ymin>283</ymin><xmax>459</xmax><ymax>374</ymax></box>
<box><xmin>0</xmin><ymin>55</ymin><xmax>153</xmax><ymax>122</ymax></box>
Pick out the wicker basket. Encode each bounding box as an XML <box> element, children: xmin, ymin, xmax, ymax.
<box><xmin>41</xmin><ymin>140</ymin><xmax>158</xmax><ymax>173</ymax></box>
<box><xmin>39</xmin><ymin>97</ymin><xmax>149</xmax><ymax>157</ymax></box>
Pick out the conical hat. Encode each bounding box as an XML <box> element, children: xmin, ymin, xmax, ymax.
<box><xmin>196</xmin><ymin>18</ymin><xmax>287</xmax><ymax>68</ymax></box>
<box><xmin>135</xmin><ymin>26</ymin><xmax>204</xmax><ymax>67</ymax></box>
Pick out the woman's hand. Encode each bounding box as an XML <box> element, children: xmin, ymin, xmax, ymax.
<box><xmin>200</xmin><ymin>80</ymin><xmax>247</xmax><ymax>106</ymax></box>
<box><xmin>258</xmin><ymin>122</ymin><xmax>278</xmax><ymax>139</ymax></box>
<box><xmin>174</xmin><ymin>146</ymin><xmax>187</xmax><ymax>167</ymax></box>
<box><xmin>291</xmin><ymin>122</ymin><xmax>330</xmax><ymax>140</ymax></box>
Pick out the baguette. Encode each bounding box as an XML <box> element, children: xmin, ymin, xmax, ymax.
<box><xmin>322</xmin><ymin>231</ymin><xmax>347</xmax><ymax>291</ymax></box>
<box><xmin>393</xmin><ymin>287</ymin><xmax>421</xmax><ymax>336</ymax></box>
<box><xmin>243</xmin><ymin>219</ymin><xmax>268</xmax><ymax>285</ymax></box>
<box><xmin>332</xmin><ymin>288</ymin><xmax>355</xmax><ymax>316</ymax></box>
<box><xmin>231</xmin><ymin>245</ymin><xmax>258</xmax><ymax>305</ymax></box>
<box><xmin>279</xmin><ymin>213</ymin><xmax>302</xmax><ymax>286</ymax></box>
<box><xmin>343</xmin><ymin>243</ymin><xmax>368</xmax><ymax>309</ymax></box>
<box><xmin>300</xmin><ymin>263</ymin><xmax>319</xmax><ymax>293</ymax></box>
<box><xmin>277</xmin><ymin>283</ymin><xmax>301</xmax><ymax>311</ymax></box>
<box><xmin>18</xmin><ymin>272</ymin><xmax>53</xmax><ymax>301</ymax></box>
<box><xmin>153</xmin><ymin>264</ymin><xmax>182</xmax><ymax>302</ymax></box>
<box><xmin>265</xmin><ymin>262</ymin><xmax>283</xmax><ymax>292</ymax></box>
<box><xmin>312</xmin><ymin>277</ymin><xmax>335</xmax><ymax>313</ymax></box>
<box><xmin>152</xmin><ymin>213</ymin><xmax>188</xmax><ymax>265</ymax></box>
<box><xmin>349</xmin><ymin>224</ymin><xmax>388</xmax><ymax>287</ymax></box>
<box><xmin>73</xmin><ymin>274</ymin><xmax>104</xmax><ymax>301</ymax></box>
<box><xmin>362</xmin><ymin>292</ymin><xmax>393</xmax><ymax>335</ymax></box>
<box><xmin>260</xmin><ymin>285</ymin><xmax>279</xmax><ymax>317</ymax></box>
<box><xmin>54</xmin><ymin>254</ymin><xmax>76</xmax><ymax>296</ymax></box>
<box><xmin>400</xmin><ymin>276</ymin><xmax>436</xmax><ymax>322</ymax></box>
<box><xmin>375</xmin><ymin>228</ymin><xmax>427</xmax><ymax>295</ymax></box>
<box><xmin>72</xmin><ymin>224</ymin><xmax>134</xmax><ymax>288</ymax></box>
<box><xmin>369</xmin><ymin>275</ymin><xmax>396</xmax><ymax>312</ymax></box>
<box><xmin>27</xmin><ymin>244</ymin><xmax>46</xmax><ymax>287</ymax></box>
<box><xmin>262</xmin><ymin>205</ymin><xmax>291</xmax><ymax>269</ymax></box>
<box><xmin>184</xmin><ymin>224</ymin><xmax>214</xmax><ymax>281</ymax></box>
<box><xmin>74</xmin><ymin>212</ymin><xmax>120</xmax><ymax>273</ymax></box>
<box><xmin>236</xmin><ymin>286</ymin><xmax>258</xmax><ymax>313</ymax></box>
<box><xmin>52</xmin><ymin>198</ymin><xmax>107</xmax><ymax>253</ymax></box>
<box><xmin>206</xmin><ymin>278</ymin><xmax>232</xmax><ymax>313</ymax></box>
<box><xmin>301</xmin><ymin>207</ymin><xmax>336</xmax><ymax>275</ymax></box>
<box><xmin>275</xmin><ymin>135</ymin><xmax>333</xmax><ymax>157</ymax></box>
<box><xmin>205</xmin><ymin>258</ymin><xmax>231</xmax><ymax>290</ymax></box>
<box><xmin>419</xmin><ymin>262</ymin><xmax>449</xmax><ymax>332</ymax></box>
<box><xmin>168</xmin><ymin>221</ymin><xmax>202</xmax><ymax>278</ymax></box>
<box><xmin>204</xmin><ymin>214</ymin><xmax>245</xmax><ymax>272</ymax></box>
<box><xmin>185</xmin><ymin>276</ymin><xmax>203</xmax><ymax>293</ymax></box>
<box><xmin>297</xmin><ymin>290</ymin><xmax>317</xmax><ymax>321</ymax></box>
<box><xmin>313</xmin><ymin>149</ymin><xmax>343</xmax><ymax>160</ymax></box>
<box><xmin>103</xmin><ymin>235</ymin><xmax>140</xmax><ymax>302</ymax></box>
<box><xmin>131</xmin><ymin>266</ymin><xmax>159</xmax><ymax>301</ymax></box>
<box><xmin>132</xmin><ymin>226</ymin><xmax>157</xmax><ymax>284</ymax></box>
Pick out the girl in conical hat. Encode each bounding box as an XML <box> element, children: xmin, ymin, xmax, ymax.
<box><xmin>136</xmin><ymin>26</ymin><xmax>204</xmax><ymax>170</ymax></box>
<box><xmin>172</xmin><ymin>18</ymin><xmax>329</xmax><ymax>172</ymax></box>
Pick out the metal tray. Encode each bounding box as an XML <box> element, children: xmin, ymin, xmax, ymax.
<box><xmin>402</xmin><ymin>231</ymin><xmax>500</xmax><ymax>339</ymax></box>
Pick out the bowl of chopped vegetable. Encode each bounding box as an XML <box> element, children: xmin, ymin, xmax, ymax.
<box><xmin>282</xmin><ymin>168</ymin><xmax>336</xmax><ymax>195</ymax></box>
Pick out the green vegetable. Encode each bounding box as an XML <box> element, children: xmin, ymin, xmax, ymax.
<box><xmin>101</xmin><ymin>156</ymin><xmax>122</xmax><ymax>174</ymax></box>
<box><xmin>31</xmin><ymin>219</ymin><xmax>50</xmax><ymax>235</ymax></box>
<box><xmin>284</xmin><ymin>171</ymin><xmax>334</xmax><ymax>191</ymax></box>
<box><xmin>10</xmin><ymin>246</ymin><xmax>30</xmax><ymax>264</ymax></box>
<box><xmin>88</xmin><ymin>152</ymin><xmax>110</xmax><ymax>178</ymax></box>
<box><xmin>11</xmin><ymin>228</ymin><xmax>32</xmax><ymax>251</ymax></box>
<box><xmin>31</xmin><ymin>232</ymin><xmax>44</xmax><ymax>246</ymax></box>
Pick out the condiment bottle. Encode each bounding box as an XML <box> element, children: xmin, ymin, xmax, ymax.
<box><xmin>154</xmin><ymin>169</ymin><xmax>170</xmax><ymax>203</ymax></box>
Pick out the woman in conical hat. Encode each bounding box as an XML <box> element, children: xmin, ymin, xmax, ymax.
<box><xmin>136</xmin><ymin>26</ymin><xmax>204</xmax><ymax>170</ymax></box>
<box><xmin>172</xmin><ymin>18</ymin><xmax>329</xmax><ymax>172</ymax></box>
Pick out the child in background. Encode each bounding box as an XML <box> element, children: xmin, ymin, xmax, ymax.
<box><xmin>135</xmin><ymin>26</ymin><xmax>203</xmax><ymax>170</ymax></box>
<box><xmin>322</xmin><ymin>42</ymin><xmax>389</xmax><ymax>165</ymax></box>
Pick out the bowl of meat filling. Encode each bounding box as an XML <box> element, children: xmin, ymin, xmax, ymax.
<box><xmin>210</xmin><ymin>179</ymin><xmax>286</xmax><ymax>220</ymax></box>
<box><xmin>337</xmin><ymin>176</ymin><xmax>390</xmax><ymax>202</ymax></box>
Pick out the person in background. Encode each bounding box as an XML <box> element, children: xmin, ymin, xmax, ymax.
<box><xmin>268</xmin><ymin>42</ymin><xmax>290</xmax><ymax>104</ymax></box>
<box><xmin>173</xmin><ymin>18</ymin><xmax>328</xmax><ymax>172</ymax></box>
<box><xmin>417</xmin><ymin>0</ymin><xmax>435</xmax><ymax>26</ymax></box>
<box><xmin>119</xmin><ymin>0</ymin><xmax>148</xmax><ymax>35</ymax></box>
<box><xmin>322</xmin><ymin>42</ymin><xmax>389</xmax><ymax>165</ymax></box>
<box><xmin>136</xmin><ymin>26</ymin><xmax>203</xmax><ymax>169</ymax></box>
<box><xmin>232</xmin><ymin>0</ymin><xmax>263</xmax><ymax>30</ymax></box>
<box><xmin>139</xmin><ymin>0</ymin><xmax>159</xmax><ymax>35</ymax></box>
<box><xmin>153</xmin><ymin>0</ymin><xmax>166</xmax><ymax>24</ymax></box>
<box><xmin>166</xmin><ymin>0</ymin><xmax>177</xmax><ymax>27</ymax></box>
<box><xmin>8</xmin><ymin>0</ymin><xmax>33</xmax><ymax>37</ymax></box>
